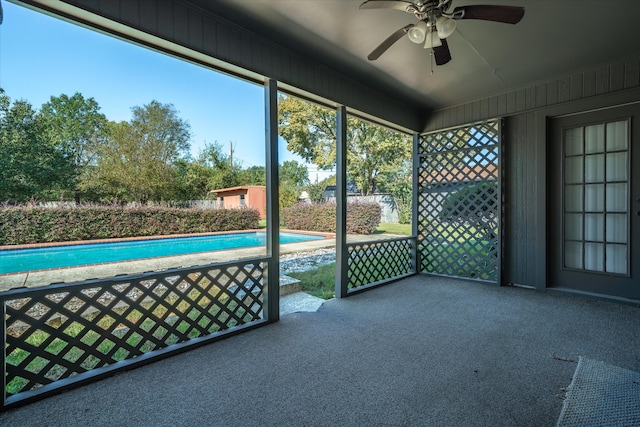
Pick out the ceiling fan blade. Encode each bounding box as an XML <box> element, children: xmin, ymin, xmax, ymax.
<box><xmin>433</xmin><ymin>38</ymin><xmax>452</xmax><ymax>65</ymax></box>
<box><xmin>367</xmin><ymin>24</ymin><xmax>413</xmax><ymax>60</ymax></box>
<box><xmin>359</xmin><ymin>0</ymin><xmax>415</xmax><ymax>12</ymax></box>
<box><xmin>452</xmin><ymin>5</ymin><xmax>525</xmax><ymax>24</ymax></box>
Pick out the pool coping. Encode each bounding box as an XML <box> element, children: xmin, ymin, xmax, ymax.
<box><xmin>0</xmin><ymin>229</ymin><xmax>334</xmax><ymax>277</ymax></box>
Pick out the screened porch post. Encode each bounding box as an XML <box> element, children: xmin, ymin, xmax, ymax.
<box><xmin>264</xmin><ymin>78</ymin><xmax>280</xmax><ymax>321</ymax></box>
<box><xmin>335</xmin><ymin>105</ymin><xmax>348</xmax><ymax>298</ymax></box>
<box><xmin>412</xmin><ymin>132</ymin><xmax>420</xmax><ymax>273</ymax></box>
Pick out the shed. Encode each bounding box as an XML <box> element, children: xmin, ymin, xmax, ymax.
<box><xmin>210</xmin><ymin>186</ymin><xmax>266</xmax><ymax>219</ymax></box>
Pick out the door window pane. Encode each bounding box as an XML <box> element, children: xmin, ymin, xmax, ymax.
<box><xmin>584</xmin><ymin>154</ymin><xmax>604</xmax><ymax>183</ymax></box>
<box><xmin>606</xmin><ymin>244</ymin><xmax>627</xmax><ymax>274</ymax></box>
<box><xmin>565</xmin><ymin>185</ymin><xmax>583</xmax><ymax>212</ymax></box>
<box><xmin>584</xmin><ymin>214</ymin><xmax>604</xmax><ymax>242</ymax></box>
<box><xmin>606</xmin><ymin>214</ymin><xmax>627</xmax><ymax>243</ymax></box>
<box><xmin>584</xmin><ymin>243</ymin><xmax>604</xmax><ymax>271</ymax></box>
<box><xmin>565</xmin><ymin>242</ymin><xmax>583</xmax><ymax>269</ymax></box>
<box><xmin>606</xmin><ymin>121</ymin><xmax>628</xmax><ymax>151</ymax></box>
<box><xmin>585</xmin><ymin>184</ymin><xmax>604</xmax><ymax>211</ymax></box>
<box><xmin>564</xmin><ymin>157</ymin><xmax>583</xmax><ymax>184</ymax></box>
<box><xmin>565</xmin><ymin>127</ymin><xmax>583</xmax><ymax>155</ymax></box>
<box><xmin>585</xmin><ymin>124</ymin><xmax>604</xmax><ymax>153</ymax></box>
<box><xmin>605</xmin><ymin>183</ymin><xmax>627</xmax><ymax>212</ymax></box>
<box><xmin>565</xmin><ymin>214</ymin><xmax>582</xmax><ymax>240</ymax></box>
<box><xmin>606</xmin><ymin>152</ymin><xmax>628</xmax><ymax>181</ymax></box>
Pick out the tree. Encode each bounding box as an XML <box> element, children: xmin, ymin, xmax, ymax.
<box><xmin>173</xmin><ymin>157</ymin><xmax>214</xmax><ymax>201</ymax></box>
<box><xmin>0</xmin><ymin>89</ymin><xmax>69</xmax><ymax>202</ymax></box>
<box><xmin>198</xmin><ymin>142</ymin><xmax>239</xmax><ymax>191</ymax></box>
<box><xmin>81</xmin><ymin>101</ymin><xmax>191</xmax><ymax>203</ymax></box>
<box><xmin>305</xmin><ymin>182</ymin><xmax>326</xmax><ymax>202</ymax></box>
<box><xmin>279</xmin><ymin>181</ymin><xmax>301</xmax><ymax>210</ymax></box>
<box><xmin>278</xmin><ymin>95</ymin><xmax>411</xmax><ymax>195</ymax></box>
<box><xmin>377</xmin><ymin>158</ymin><xmax>412</xmax><ymax>224</ymax></box>
<box><xmin>280</xmin><ymin>160</ymin><xmax>309</xmax><ymax>187</ymax></box>
<box><xmin>40</xmin><ymin>92</ymin><xmax>108</xmax><ymax>201</ymax></box>
<box><xmin>130</xmin><ymin>100</ymin><xmax>191</xmax><ymax>164</ymax></box>
<box><xmin>237</xmin><ymin>166</ymin><xmax>266</xmax><ymax>186</ymax></box>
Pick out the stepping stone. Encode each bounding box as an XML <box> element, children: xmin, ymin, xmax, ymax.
<box><xmin>279</xmin><ymin>274</ymin><xmax>301</xmax><ymax>296</ymax></box>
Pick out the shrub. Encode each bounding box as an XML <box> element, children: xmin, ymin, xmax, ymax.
<box><xmin>282</xmin><ymin>201</ymin><xmax>381</xmax><ymax>234</ymax></box>
<box><xmin>346</xmin><ymin>201</ymin><xmax>382</xmax><ymax>234</ymax></box>
<box><xmin>281</xmin><ymin>202</ymin><xmax>336</xmax><ymax>232</ymax></box>
<box><xmin>0</xmin><ymin>205</ymin><xmax>260</xmax><ymax>245</ymax></box>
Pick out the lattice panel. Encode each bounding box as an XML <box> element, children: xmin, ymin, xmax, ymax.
<box><xmin>3</xmin><ymin>260</ymin><xmax>265</xmax><ymax>398</ymax></box>
<box><xmin>418</xmin><ymin>120</ymin><xmax>500</xmax><ymax>282</ymax></box>
<box><xmin>347</xmin><ymin>238</ymin><xmax>414</xmax><ymax>290</ymax></box>
<box><xmin>420</xmin><ymin>121</ymin><xmax>499</xmax><ymax>154</ymax></box>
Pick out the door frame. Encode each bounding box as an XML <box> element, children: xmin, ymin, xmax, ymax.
<box><xmin>525</xmin><ymin>87</ymin><xmax>640</xmax><ymax>293</ymax></box>
<box><xmin>547</xmin><ymin>105</ymin><xmax>637</xmax><ymax>298</ymax></box>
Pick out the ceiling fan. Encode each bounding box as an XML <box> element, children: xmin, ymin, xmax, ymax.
<box><xmin>360</xmin><ymin>0</ymin><xmax>525</xmax><ymax>65</ymax></box>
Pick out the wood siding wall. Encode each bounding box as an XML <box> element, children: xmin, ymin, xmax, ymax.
<box><xmin>423</xmin><ymin>55</ymin><xmax>640</xmax><ymax>133</ymax></box>
<box><xmin>502</xmin><ymin>112</ymin><xmax>542</xmax><ymax>288</ymax></box>
<box><xmin>49</xmin><ymin>0</ymin><xmax>422</xmax><ymax>131</ymax></box>
<box><xmin>424</xmin><ymin>54</ymin><xmax>640</xmax><ymax>289</ymax></box>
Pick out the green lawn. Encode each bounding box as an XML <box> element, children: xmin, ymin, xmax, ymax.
<box><xmin>374</xmin><ymin>222</ymin><xmax>412</xmax><ymax>236</ymax></box>
<box><xmin>287</xmin><ymin>263</ymin><xmax>336</xmax><ymax>300</ymax></box>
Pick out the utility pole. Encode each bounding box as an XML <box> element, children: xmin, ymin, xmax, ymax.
<box><xmin>229</xmin><ymin>142</ymin><xmax>233</xmax><ymax>169</ymax></box>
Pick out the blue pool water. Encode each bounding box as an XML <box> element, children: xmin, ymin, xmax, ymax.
<box><xmin>0</xmin><ymin>232</ymin><xmax>324</xmax><ymax>275</ymax></box>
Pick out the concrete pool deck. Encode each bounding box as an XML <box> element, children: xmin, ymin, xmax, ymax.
<box><xmin>0</xmin><ymin>233</ymin><xmax>400</xmax><ymax>292</ymax></box>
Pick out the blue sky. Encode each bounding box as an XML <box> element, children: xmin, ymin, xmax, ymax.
<box><xmin>0</xmin><ymin>1</ymin><xmax>332</xmax><ymax>177</ymax></box>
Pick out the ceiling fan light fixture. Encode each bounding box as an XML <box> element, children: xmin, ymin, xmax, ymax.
<box><xmin>423</xmin><ymin>29</ymin><xmax>442</xmax><ymax>49</ymax></box>
<box><xmin>407</xmin><ymin>21</ymin><xmax>428</xmax><ymax>44</ymax></box>
<box><xmin>436</xmin><ymin>16</ymin><xmax>457</xmax><ymax>39</ymax></box>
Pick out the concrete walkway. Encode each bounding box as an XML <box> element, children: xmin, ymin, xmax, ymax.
<box><xmin>1</xmin><ymin>275</ymin><xmax>638</xmax><ymax>426</ymax></box>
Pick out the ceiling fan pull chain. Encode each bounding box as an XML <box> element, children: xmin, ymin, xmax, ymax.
<box><xmin>430</xmin><ymin>48</ymin><xmax>434</xmax><ymax>74</ymax></box>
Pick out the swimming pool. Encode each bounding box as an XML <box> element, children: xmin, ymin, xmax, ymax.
<box><xmin>0</xmin><ymin>232</ymin><xmax>324</xmax><ymax>275</ymax></box>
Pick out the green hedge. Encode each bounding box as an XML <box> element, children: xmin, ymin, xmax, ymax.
<box><xmin>0</xmin><ymin>206</ymin><xmax>260</xmax><ymax>245</ymax></box>
<box><xmin>282</xmin><ymin>201</ymin><xmax>381</xmax><ymax>234</ymax></box>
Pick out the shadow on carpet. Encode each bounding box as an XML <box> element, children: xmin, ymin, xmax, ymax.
<box><xmin>557</xmin><ymin>357</ymin><xmax>640</xmax><ymax>427</ymax></box>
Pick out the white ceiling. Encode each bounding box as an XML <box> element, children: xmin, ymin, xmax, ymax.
<box><xmin>199</xmin><ymin>0</ymin><xmax>640</xmax><ymax>110</ymax></box>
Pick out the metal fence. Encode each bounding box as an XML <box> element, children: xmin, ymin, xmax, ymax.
<box><xmin>418</xmin><ymin>120</ymin><xmax>501</xmax><ymax>283</ymax></box>
<box><xmin>1</xmin><ymin>257</ymin><xmax>268</xmax><ymax>410</ymax></box>
<box><xmin>346</xmin><ymin>236</ymin><xmax>416</xmax><ymax>294</ymax></box>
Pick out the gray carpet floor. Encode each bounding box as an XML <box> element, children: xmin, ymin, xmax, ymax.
<box><xmin>1</xmin><ymin>276</ymin><xmax>639</xmax><ymax>426</ymax></box>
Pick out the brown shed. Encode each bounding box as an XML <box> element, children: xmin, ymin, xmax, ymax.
<box><xmin>210</xmin><ymin>185</ymin><xmax>267</xmax><ymax>219</ymax></box>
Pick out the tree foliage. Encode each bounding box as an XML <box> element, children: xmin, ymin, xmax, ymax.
<box><xmin>198</xmin><ymin>142</ymin><xmax>239</xmax><ymax>191</ymax></box>
<box><xmin>2</xmin><ymin>88</ymin><xmax>358</xmax><ymax>208</ymax></box>
<box><xmin>305</xmin><ymin>181</ymin><xmax>326</xmax><ymax>203</ymax></box>
<box><xmin>376</xmin><ymin>158</ymin><xmax>412</xmax><ymax>224</ymax></box>
<box><xmin>278</xmin><ymin>95</ymin><xmax>411</xmax><ymax>196</ymax></box>
<box><xmin>280</xmin><ymin>160</ymin><xmax>309</xmax><ymax>187</ymax></box>
<box><xmin>0</xmin><ymin>89</ymin><xmax>69</xmax><ymax>202</ymax></box>
<box><xmin>81</xmin><ymin>101</ymin><xmax>191</xmax><ymax>203</ymax></box>
<box><xmin>40</xmin><ymin>92</ymin><xmax>108</xmax><ymax>201</ymax></box>
<box><xmin>237</xmin><ymin>165</ymin><xmax>266</xmax><ymax>186</ymax></box>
